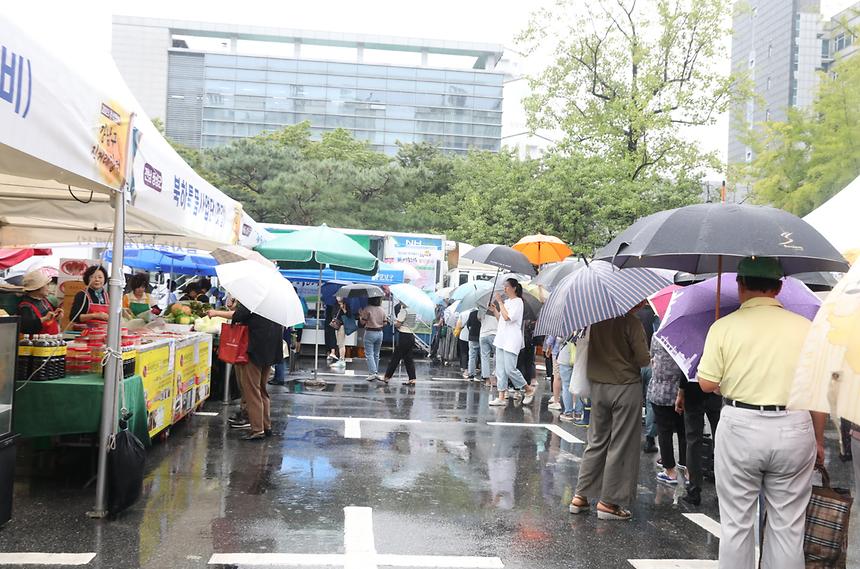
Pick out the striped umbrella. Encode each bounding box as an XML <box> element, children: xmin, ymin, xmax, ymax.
<box><xmin>535</xmin><ymin>260</ymin><xmax>671</xmax><ymax>338</ymax></box>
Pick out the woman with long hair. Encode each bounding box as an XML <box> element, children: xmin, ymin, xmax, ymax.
<box><xmin>488</xmin><ymin>278</ymin><xmax>536</xmax><ymax>407</ymax></box>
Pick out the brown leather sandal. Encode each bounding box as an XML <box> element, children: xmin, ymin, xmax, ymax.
<box><xmin>569</xmin><ymin>495</ymin><xmax>590</xmax><ymax>514</ymax></box>
<box><xmin>596</xmin><ymin>501</ymin><xmax>632</xmax><ymax>521</ymax></box>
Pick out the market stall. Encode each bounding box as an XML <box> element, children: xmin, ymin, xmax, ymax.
<box><xmin>0</xmin><ymin>16</ymin><xmax>251</xmax><ymax>517</ymax></box>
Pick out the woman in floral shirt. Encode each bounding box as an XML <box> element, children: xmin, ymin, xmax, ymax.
<box><xmin>647</xmin><ymin>335</ymin><xmax>687</xmax><ymax>485</ymax></box>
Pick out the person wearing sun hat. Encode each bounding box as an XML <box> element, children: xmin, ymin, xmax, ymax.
<box><xmin>17</xmin><ymin>270</ymin><xmax>63</xmax><ymax>335</ymax></box>
<box><xmin>697</xmin><ymin>256</ymin><xmax>826</xmax><ymax>569</ymax></box>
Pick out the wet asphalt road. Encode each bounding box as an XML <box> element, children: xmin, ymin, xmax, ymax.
<box><xmin>1</xmin><ymin>356</ymin><xmax>857</xmax><ymax>568</ymax></box>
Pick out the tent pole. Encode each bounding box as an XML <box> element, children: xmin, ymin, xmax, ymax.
<box><xmin>89</xmin><ymin>187</ymin><xmax>127</xmax><ymax>518</ymax></box>
<box><xmin>314</xmin><ymin>265</ymin><xmax>322</xmax><ymax>381</ymax></box>
<box><xmin>715</xmin><ymin>255</ymin><xmax>723</xmax><ymax>320</ymax></box>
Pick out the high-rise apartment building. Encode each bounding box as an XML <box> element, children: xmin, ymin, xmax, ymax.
<box><xmin>112</xmin><ymin>16</ymin><xmax>505</xmax><ymax>155</ymax></box>
<box><xmin>728</xmin><ymin>0</ymin><xmax>823</xmax><ymax>166</ymax></box>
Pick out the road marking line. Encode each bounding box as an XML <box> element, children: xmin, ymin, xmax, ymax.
<box><xmin>294</xmin><ymin>416</ymin><xmax>422</xmax><ymax>439</ymax></box>
<box><xmin>344</xmin><ymin>418</ymin><xmax>362</xmax><ymax>439</ymax></box>
<box><xmin>376</xmin><ymin>555</ymin><xmax>504</xmax><ymax>568</ymax></box>
<box><xmin>429</xmin><ymin>377</ymin><xmax>471</xmax><ymax>382</ymax></box>
<box><xmin>627</xmin><ymin>561</ymin><xmax>718</xmax><ymax>568</ymax></box>
<box><xmin>683</xmin><ymin>514</ymin><xmax>721</xmax><ymax>538</ymax></box>
<box><xmin>209</xmin><ymin>507</ymin><xmax>504</xmax><ymax>568</ymax></box>
<box><xmin>344</xmin><ymin>506</ymin><xmax>375</xmax><ymax>555</ymax></box>
<box><xmin>193</xmin><ymin>411</ymin><xmax>219</xmax><ymax>416</ymax></box>
<box><xmin>0</xmin><ymin>553</ymin><xmax>96</xmax><ymax>565</ymax></box>
<box><xmin>210</xmin><ymin>553</ymin><xmax>346</xmax><ymax>566</ymax></box>
<box><xmin>544</xmin><ymin>424</ymin><xmax>583</xmax><ymax>443</ymax></box>
<box><xmin>487</xmin><ymin>422</ymin><xmax>584</xmax><ymax>444</ymax></box>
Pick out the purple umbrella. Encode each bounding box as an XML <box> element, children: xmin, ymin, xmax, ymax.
<box><xmin>655</xmin><ymin>273</ymin><xmax>821</xmax><ymax>380</ymax></box>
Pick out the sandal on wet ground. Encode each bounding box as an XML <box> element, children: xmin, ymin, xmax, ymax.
<box><xmin>569</xmin><ymin>495</ymin><xmax>590</xmax><ymax>514</ymax></box>
<box><xmin>403</xmin><ymin>379</ymin><xmax>416</xmax><ymax>385</ymax></box>
<box><xmin>596</xmin><ymin>502</ymin><xmax>632</xmax><ymax>521</ymax></box>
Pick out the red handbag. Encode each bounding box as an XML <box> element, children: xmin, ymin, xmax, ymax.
<box><xmin>219</xmin><ymin>323</ymin><xmax>249</xmax><ymax>364</ymax></box>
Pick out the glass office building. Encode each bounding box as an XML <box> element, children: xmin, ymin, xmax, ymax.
<box><xmin>183</xmin><ymin>54</ymin><xmax>503</xmax><ymax>155</ymax></box>
<box><xmin>112</xmin><ymin>17</ymin><xmax>505</xmax><ymax>156</ymax></box>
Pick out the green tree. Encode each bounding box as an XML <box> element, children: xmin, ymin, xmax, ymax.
<box><xmin>744</xmin><ymin>53</ymin><xmax>860</xmax><ymax>215</ymax></box>
<box><xmin>518</xmin><ymin>0</ymin><xmax>739</xmax><ymax>180</ymax></box>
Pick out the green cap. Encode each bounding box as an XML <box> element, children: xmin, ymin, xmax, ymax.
<box><xmin>736</xmin><ymin>256</ymin><xmax>783</xmax><ymax>280</ymax></box>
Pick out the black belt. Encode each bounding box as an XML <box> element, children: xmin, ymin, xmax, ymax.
<box><xmin>723</xmin><ymin>397</ymin><xmax>787</xmax><ymax>412</ymax></box>
<box><xmin>366</xmin><ymin>327</ymin><xmax>383</xmax><ymax>331</ymax></box>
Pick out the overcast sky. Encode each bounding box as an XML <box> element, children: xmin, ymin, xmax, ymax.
<box><xmin>7</xmin><ymin>0</ymin><xmax>859</xmax><ymax>168</ymax></box>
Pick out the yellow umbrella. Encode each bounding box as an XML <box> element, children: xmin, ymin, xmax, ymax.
<box><xmin>512</xmin><ymin>234</ymin><xmax>573</xmax><ymax>265</ymax></box>
<box><xmin>789</xmin><ymin>261</ymin><xmax>860</xmax><ymax>424</ymax></box>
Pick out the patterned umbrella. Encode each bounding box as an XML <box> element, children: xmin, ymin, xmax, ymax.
<box><xmin>534</xmin><ymin>259</ymin><xmax>586</xmax><ymax>290</ymax></box>
<box><xmin>535</xmin><ymin>260</ymin><xmax>670</xmax><ymax>338</ymax></box>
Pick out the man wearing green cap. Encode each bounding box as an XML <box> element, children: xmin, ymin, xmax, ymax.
<box><xmin>697</xmin><ymin>256</ymin><xmax>826</xmax><ymax>569</ymax></box>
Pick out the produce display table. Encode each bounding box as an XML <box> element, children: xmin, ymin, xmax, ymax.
<box><xmin>12</xmin><ymin>374</ymin><xmax>148</xmax><ymax>443</ymax></box>
<box><xmin>136</xmin><ymin>332</ymin><xmax>212</xmax><ymax>438</ymax></box>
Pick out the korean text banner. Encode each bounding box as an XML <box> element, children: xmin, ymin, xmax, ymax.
<box><xmin>0</xmin><ymin>17</ymin><xmax>124</xmax><ymax>192</ymax></box>
<box><xmin>128</xmin><ymin>116</ymin><xmax>243</xmax><ymax>246</ymax></box>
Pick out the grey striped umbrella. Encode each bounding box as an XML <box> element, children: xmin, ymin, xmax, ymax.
<box><xmin>535</xmin><ymin>260</ymin><xmax>670</xmax><ymax>338</ymax></box>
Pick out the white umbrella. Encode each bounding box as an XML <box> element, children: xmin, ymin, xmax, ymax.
<box><xmin>215</xmin><ymin>260</ymin><xmax>304</xmax><ymax>327</ymax></box>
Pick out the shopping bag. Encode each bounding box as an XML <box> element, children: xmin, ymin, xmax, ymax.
<box><xmin>804</xmin><ymin>465</ymin><xmax>853</xmax><ymax>568</ymax></box>
<box><xmin>569</xmin><ymin>328</ymin><xmax>590</xmax><ymax>398</ymax></box>
<box><xmin>219</xmin><ymin>323</ymin><xmax>249</xmax><ymax>364</ymax></box>
<box><xmin>341</xmin><ymin>314</ymin><xmax>358</xmax><ymax>336</ymax></box>
<box><xmin>107</xmin><ymin>421</ymin><xmax>146</xmax><ymax>515</ymax></box>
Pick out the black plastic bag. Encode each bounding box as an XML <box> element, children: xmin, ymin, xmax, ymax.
<box><xmin>107</xmin><ymin>421</ymin><xmax>146</xmax><ymax>515</ymax></box>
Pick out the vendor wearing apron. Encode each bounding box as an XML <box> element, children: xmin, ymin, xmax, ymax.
<box><xmin>18</xmin><ymin>270</ymin><xmax>63</xmax><ymax>335</ymax></box>
<box><xmin>71</xmin><ymin>265</ymin><xmax>110</xmax><ymax>330</ymax></box>
<box><xmin>122</xmin><ymin>272</ymin><xmax>158</xmax><ymax>318</ymax></box>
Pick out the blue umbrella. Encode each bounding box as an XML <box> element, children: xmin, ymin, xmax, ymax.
<box><xmin>536</xmin><ymin>260</ymin><xmax>671</xmax><ymax>338</ymax></box>
<box><xmin>105</xmin><ymin>247</ymin><xmax>217</xmax><ymax>276</ymax></box>
<box><xmin>390</xmin><ymin>283</ymin><xmax>436</xmax><ymax>322</ymax></box>
<box><xmin>450</xmin><ymin>280</ymin><xmax>493</xmax><ymax>301</ymax></box>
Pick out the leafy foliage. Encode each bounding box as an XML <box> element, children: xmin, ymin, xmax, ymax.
<box><xmin>742</xmin><ymin>53</ymin><xmax>860</xmax><ymax>215</ymax></box>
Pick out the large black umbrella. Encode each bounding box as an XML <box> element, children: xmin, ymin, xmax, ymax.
<box><xmin>534</xmin><ymin>259</ymin><xmax>586</xmax><ymax>290</ymax></box>
<box><xmin>595</xmin><ymin>204</ymin><xmax>849</xmax><ymax>275</ymax></box>
<box><xmin>462</xmin><ymin>244</ymin><xmax>537</xmax><ymax>276</ymax></box>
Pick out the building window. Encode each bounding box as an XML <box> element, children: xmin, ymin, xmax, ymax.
<box><xmin>834</xmin><ymin>32</ymin><xmax>854</xmax><ymax>52</ymax></box>
<box><xmin>821</xmin><ymin>39</ymin><xmax>830</xmax><ymax>58</ymax></box>
<box><xmin>768</xmin><ymin>43</ymin><xmax>773</xmax><ymax>58</ymax></box>
<box><xmin>766</xmin><ymin>76</ymin><xmax>771</xmax><ymax>91</ymax></box>
<box><xmin>765</xmin><ymin>109</ymin><xmax>771</xmax><ymax>122</ymax></box>
<box><xmin>746</xmin><ymin>149</ymin><xmax>753</xmax><ymax>163</ymax></box>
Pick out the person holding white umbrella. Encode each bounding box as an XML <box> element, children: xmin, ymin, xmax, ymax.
<box><xmin>213</xmin><ymin>260</ymin><xmax>305</xmax><ymax>440</ymax></box>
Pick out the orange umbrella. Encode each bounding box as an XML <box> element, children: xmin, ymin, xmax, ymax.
<box><xmin>512</xmin><ymin>234</ymin><xmax>572</xmax><ymax>265</ymax></box>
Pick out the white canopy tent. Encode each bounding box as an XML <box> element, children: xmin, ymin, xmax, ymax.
<box><xmin>804</xmin><ymin>176</ymin><xmax>860</xmax><ymax>257</ymax></box>
<box><xmin>0</xmin><ymin>16</ymin><xmax>260</xmax><ymax>516</ymax></box>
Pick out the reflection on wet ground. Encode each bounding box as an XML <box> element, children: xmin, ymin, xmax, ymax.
<box><xmin>1</xmin><ymin>358</ymin><xmax>857</xmax><ymax>568</ymax></box>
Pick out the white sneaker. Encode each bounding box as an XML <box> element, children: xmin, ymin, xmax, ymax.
<box><xmin>332</xmin><ymin>360</ymin><xmax>346</xmax><ymax>368</ymax></box>
<box><xmin>522</xmin><ymin>390</ymin><xmax>535</xmax><ymax>405</ymax></box>
<box><xmin>488</xmin><ymin>397</ymin><xmax>508</xmax><ymax>407</ymax></box>
<box><xmin>548</xmin><ymin>401</ymin><xmax>563</xmax><ymax>411</ymax></box>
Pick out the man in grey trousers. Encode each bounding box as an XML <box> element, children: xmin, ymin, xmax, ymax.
<box><xmin>568</xmin><ymin>309</ymin><xmax>650</xmax><ymax>520</ymax></box>
<box><xmin>698</xmin><ymin>257</ymin><xmax>826</xmax><ymax>569</ymax></box>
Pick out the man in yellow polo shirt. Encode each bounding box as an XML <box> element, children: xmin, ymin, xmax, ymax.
<box><xmin>698</xmin><ymin>257</ymin><xmax>825</xmax><ymax>569</ymax></box>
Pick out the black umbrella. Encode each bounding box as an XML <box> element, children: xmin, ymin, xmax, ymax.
<box><xmin>334</xmin><ymin>283</ymin><xmax>384</xmax><ymax>299</ymax></box>
<box><xmin>595</xmin><ymin>204</ymin><xmax>849</xmax><ymax>275</ymax></box>
<box><xmin>462</xmin><ymin>244</ymin><xmax>537</xmax><ymax>276</ymax></box>
<box><xmin>534</xmin><ymin>259</ymin><xmax>586</xmax><ymax>290</ymax></box>
<box><xmin>793</xmin><ymin>271</ymin><xmax>842</xmax><ymax>292</ymax></box>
